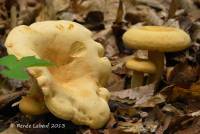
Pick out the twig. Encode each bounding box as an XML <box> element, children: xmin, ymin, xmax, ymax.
<box><xmin>10</xmin><ymin>5</ymin><xmax>17</xmax><ymax>28</ymax></box>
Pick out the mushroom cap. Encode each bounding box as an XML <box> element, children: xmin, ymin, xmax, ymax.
<box><xmin>126</xmin><ymin>58</ymin><xmax>156</xmax><ymax>74</ymax></box>
<box><xmin>19</xmin><ymin>76</ymin><xmax>48</xmax><ymax>115</ymax></box>
<box><xmin>19</xmin><ymin>96</ymin><xmax>48</xmax><ymax>115</ymax></box>
<box><xmin>123</xmin><ymin>26</ymin><xmax>191</xmax><ymax>52</ymax></box>
<box><xmin>5</xmin><ymin>20</ymin><xmax>111</xmax><ymax>128</ymax></box>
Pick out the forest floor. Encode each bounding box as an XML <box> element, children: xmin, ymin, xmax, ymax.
<box><xmin>0</xmin><ymin>0</ymin><xmax>200</xmax><ymax>134</ymax></box>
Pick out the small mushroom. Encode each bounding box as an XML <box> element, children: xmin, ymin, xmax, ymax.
<box><xmin>19</xmin><ymin>76</ymin><xmax>48</xmax><ymax>115</ymax></box>
<box><xmin>5</xmin><ymin>20</ymin><xmax>111</xmax><ymax>128</ymax></box>
<box><xmin>123</xmin><ymin>26</ymin><xmax>191</xmax><ymax>83</ymax></box>
<box><xmin>126</xmin><ymin>58</ymin><xmax>156</xmax><ymax>88</ymax></box>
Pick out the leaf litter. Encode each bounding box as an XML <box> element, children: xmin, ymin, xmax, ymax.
<box><xmin>0</xmin><ymin>0</ymin><xmax>200</xmax><ymax>134</ymax></box>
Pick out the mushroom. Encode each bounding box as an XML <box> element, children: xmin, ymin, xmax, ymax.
<box><xmin>126</xmin><ymin>58</ymin><xmax>156</xmax><ymax>88</ymax></box>
<box><xmin>123</xmin><ymin>26</ymin><xmax>191</xmax><ymax>83</ymax></box>
<box><xmin>19</xmin><ymin>76</ymin><xmax>48</xmax><ymax>115</ymax></box>
<box><xmin>5</xmin><ymin>20</ymin><xmax>111</xmax><ymax>128</ymax></box>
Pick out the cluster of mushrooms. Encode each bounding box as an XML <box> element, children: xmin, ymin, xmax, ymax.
<box><xmin>123</xmin><ymin>26</ymin><xmax>191</xmax><ymax>88</ymax></box>
<box><xmin>4</xmin><ymin>20</ymin><xmax>191</xmax><ymax>128</ymax></box>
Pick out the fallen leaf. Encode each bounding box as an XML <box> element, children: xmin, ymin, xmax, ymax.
<box><xmin>124</xmin><ymin>4</ymin><xmax>163</xmax><ymax>25</ymax></box>
<box><xmin>186</xmin><ymin>98</ymin><xmax>200</xmax><ymax>114</ymax></box>
<box><xmin>174</xmin><ymin>117</ymin><xmax>200</xmax><ymax>134</ymax></box>
<box><xmin>135</xmin><ymin>0</ymin><xmax>165</xmax><ymax>11</ymax></box>
<box><xmin>105</xmin><ymin>113</ymin><xmax>117</xmax><ymax>128</ymax></box>
<box><xmin>134</xmin><ymin>94</ymin><xmax>166</xmax><ymax>108</ymax></box>
<box><xmin>114</xmin><ymin>0</ymin><xmax>123</xmax><ymax>24</ymax></box>
<box><xmin>0</xmin><ymin>124</ymin><xmax>23</xmax><ymax>134</ymax></box>
<box><xmin>167</xmin><ymin>0</ymin><xmax>179</xmax><ymax>19</ymax></box>
<box><xmin>0</xmin><ymin>90</ymin><xmax>26</xmax><ymax>109</ymax></box>
<box><xmin>16</xmin><ymin>0</ymin><xmax>43</xmax><ymax>25</ymax></box>
<box><xmin>103</xmin><ymin>0</ymin><xmax>120</xmax><ymax>25</ymax></box>
<box><xmin>118</xmin><ymin>120</ymin><xmax>147</xmax><ymax>134</ymax></box>
<box><xmin>93</xmin><ymin>26</ymin><xmax>119</xmax><ymax>59</ymax></box>
<box><xmin>162</xmin><ymin>104</ymin><xmax>184</xmax><ymax>116</ymax></box>
<box><xmin>107</xmin><ymin>73</ymin><xmax>125</xmax><ymax>91</ymax></box>
<box><xmin>51</xmin><ymin>0</ymin><xmax>70</xmax><ymax>13</ymax></box>
<box><xmin>156</xmin><ymin>114</ymin><xmax>172</xmax><ymax>134</ymax></box>
<box><xmin>188</xmin><ymin>110</ymin><xmax>200</xmax><ymax>117</ymax></box>
<box><xmin>115</xmin><ymin>107</ymin><xmax>139</xmax><ymax>118</ymax></box>
<box><xmin>169</xmin><ymin>81</ymin><xmax>200</xmax><ymax>100</ymax></box>
<box><xmin>144</xmin><ymin>118</ymin><xmax>159</xmax><ymax>133</ymax></box>
<box><xmin>82</xmin><ymin>129</ymin><xmax>99</xmax><ymax>134</ymax></box>
<box><xmin>103</xmin><ymin>128</ymin><xmax>121</xmax><ymax>134</ymax></box>
<box><xmin>167</xmin><ymin>63</ymin><xmax>199</xmax><ymax>86</ymax></box>
<box><xmin>111</xmin><ymin>83</ymin><xmax>155</xmax><ymax>100</ymax></box>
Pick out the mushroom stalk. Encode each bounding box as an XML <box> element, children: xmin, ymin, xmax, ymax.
<box><xmin>19</xmin><ymin>76</ymin><xmax>48</xmax><ymax>115</ymax></box>
<box><xmin>148</xmin><ymin>51</ymin><xmax>164</xmax><ymax>83</ymax></box>
<box><xmin>131</xmin><ymin>71</ymin><xmax>144</xmax><ymax>88</ymax></box>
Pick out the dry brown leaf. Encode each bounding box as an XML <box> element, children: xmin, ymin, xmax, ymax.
<box><xmin>124</xmin><ymin>4</ymin><xmax>163</xmax><ymax>25</ymax></box>
<box><xmin>188</xmin><ymin>110</ymin><xmax>200</xmax><ymax>117</ymax></box>
<box><xmin>114</xmin><ymin>0</ymin><xmax>123</xmax><ymax>24</ymax></box>
<box><xmin>170</xmin><ymin>81</ymin><xmax>200</xmax><ymax>100</ymax></box>
<box><xmin>156</xmin><ymin>114</ymin><xmax>172</xmax><ymax>134</ymax></box>
<box><xmin>144</xmin><ymin>119</ymin><xmax>159</xmax><ymax>133</ymax></box>
<box><xmin>52</xmin><ymin>0</ymin><xmax>70</xmax><ymax>13</ymax></box>
<box><xmin>162</xmin><ymin>104</ymin><xmax>184</xmax><ymax>116</ymax></box>
<box><xmin>107</xmin><ymin>73</ymin><xmax>125</xmax><ymax>91</ymax></box>
<box><xmin>185</xmin><ymin>98</ymin><xmax>200</xmax><ymax>115</ymax></box>
<box><xmin>103</xmin><ymin>129</ymin><xmax>121</xmax><ymax>134</ymax></box>
<box><xmin>134</xmin><ymin>93</ymin><xmax>166</xmax><ymax>108</ymax></box>
<box><xmin>0</xmin><ymin>90</ymin><xmax>25</xmax><ymax>109</ymax></box>
<box><xmin>191</xmin><ymin>22</ymin><xmax>200</xmax><ymax>41</ymax></box>
<box><xmin>118</xmin><ymin>120</ymin><xmax>147</xmax><ymax>134</ymax></box>
<box><xmin>164</xmin><ymin>18</ymin><xmax>180</xmax><ymax>28</ymax></box>
<box><xmin>110</xmin><ymin>56</ymin><xmax>135</xmax><ymax>75</ymax></box>
<box><xmin>167</xmin><ymin>63</ymin><xmax>199</xmax><ymax>86</ymax></box>
<box><xmin>70</xmin><ymin>0</ymin><xmax>106</xmax><ymax>18</ymax></box>
<box><xmin>110</xmin><ymin>83</ymin><xmax>164</xmax><ymax>108</ymax></box>
<box><xmin>167</xmin><ymin>0</ymin><xmax>179</xmax><ymax>19</ymax></box>
<box><xmin>0</xmin><ymin>124</ymin><xmax>23</xmax><ymax>134</ymax></box>
<box><xmin>111</xmin><ymin>83</ymin><xmax>155</xmax><ymax>100</ymax></box>
<box><xmin>174</xmin><ymin>117</ymin><xmax>200</xmax><ymax>134</ymax></box>
<box><xmin>17</xmin><ymin>0</ymin><xmax>44</xmax><ymax>24</ymax></box>
<box><xmin>115</xmin><ymin>107</ymin><xmax>139</xmax><ymax>118</ymax></box>
<box><xmin>93</xmin><ymin>26</ymin><xmax>119</xmax><ymax>58</ymax></box>
<box><xmin>82</xmin><ymin>129</ymin><xmax>99</xmax><ymax>134</ymax></box>
<box><xmin>103</xmin><ymin>0</ymin><xmax>120</xmax><ymax>25</ymax></box>
<box><xmin>105</xmin><ymin>113</ymin><xmax>117</xmax><ymax>128</ymax></box>
<box><xmin>135</xmin><ymin>0</ymin><xmax>165</xmax><ymax>11</ymax></box>
<box><xmin>52</xmin><ymin>0</ymin><xmax>119</xmax><ymax>25</ymax></box>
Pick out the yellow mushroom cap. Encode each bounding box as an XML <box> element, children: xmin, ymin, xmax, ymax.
<box><xmin>5</xmin><ymin>20</ymin><xmax>111</xmax><ymax>128</ymax></box>
<box><xmin>123</xmin><ymin>26</ymin><xmax>191</xmax><ymax>52</ymax></box>
<box><xmin>19</xmin><ymin>96</ymin><xmax>48</xmax><ymax>115</ymax></box>
<box><xmin>126</xmin><ymin>58</ymin><xmax>156</xmax><ymax>74</ymax></box>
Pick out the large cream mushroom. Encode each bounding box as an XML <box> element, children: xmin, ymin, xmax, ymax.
<box><xmin>123</xmin><ymin>26</ymin><xmax>191</xmax><ymax>83</ymax></box>
<box><xmin>5</xmin><ymin>20</ymin><xmax>111</xmax><ymax>128</ymax></box>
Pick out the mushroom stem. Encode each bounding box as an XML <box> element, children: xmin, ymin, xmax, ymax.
<box><xmin>131</xmin><ymin>71</ymin><xmax>144</xmax><ymax>88</ymax></box>
<box><xmin>148</xmin><ymin>51</ymin><xmax>164</xmax><ymax>83</ymax></box>
<box><xmin>19</xmin><ymin>76</ymin><xmax>48</xmax><ymax>115</ymax></box>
